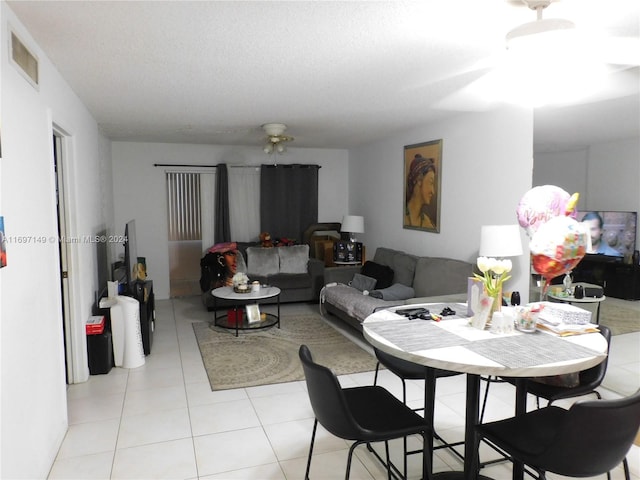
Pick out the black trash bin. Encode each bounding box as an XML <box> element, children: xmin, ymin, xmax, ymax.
<box><xmin>86</xmin><ymin>316</ymin><xmax>113</xmax><ymax>375</ymax></box>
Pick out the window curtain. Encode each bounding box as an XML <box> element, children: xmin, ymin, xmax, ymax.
<box><xmin>214</xmin><ymin>163</ymin><xmax>231</xmax><ymax>244</ymax></box>
<box><xmin>260</xmin><ymin>164</ymin><xmax>319</xmax><ymax>241</ymax></box>
<box><xmin>229</xmin><ymin>166</ymin><xmax>261</xmax><ymax>242</ymax></box>
<box><xmin>200</xmin><ymin>172</ymin><xmax>216</xmax><ymax>250</ymax></box>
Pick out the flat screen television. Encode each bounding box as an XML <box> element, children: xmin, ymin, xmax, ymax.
<box><xmin>124</xmin><ymin>219</ymin><xmax>138</xmax><ymax>294</ymax></box>
<box><xmin>577</xmin><ymin>210</ymin><xmax>637</xmax><ymax>258</ymax></box>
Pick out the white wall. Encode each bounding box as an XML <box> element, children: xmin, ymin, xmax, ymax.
<box><xmin>349</xmin><ymin>106</ymin><xmax>534</xmax><ymax>303</ymax></box>
<box><xmin>1</xmin><ymin>4</ymin><xmax>114</xmax><ymax>477</ymax></box>
<box><xmin>111</xmin><ymin>142</ymin><xmax>349</xmax><ymax>299</ymax></box>
<box><xmin>534</xmin><ymin>137</ymin><xmax>640</xmax><ymax>249</ymax></box>
<box><xmin>533</xmin><ymin>149</ymin><xmax>588</xmax><ymax>204</ymax></box>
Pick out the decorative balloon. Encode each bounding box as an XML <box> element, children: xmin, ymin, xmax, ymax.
<box><xmin>529</xmin><ymin>216</ymin><xmax>588</xmax><ymax>295</ymax></box>
<box><xmin>516</xmin><ymin>185</ymin><xmax>579</xmax><ymax>237</ymax></box>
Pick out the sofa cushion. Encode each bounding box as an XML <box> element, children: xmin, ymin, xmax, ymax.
<box><xmin>361</xmin><ymin>261</ymin><xmax>394</xmax><ymax>289</ymax></box>
<box><xmin>391</xmin><ymin>253</ymin><xmax>418</xmax><ymax>286</ymax></box>
<box><xmin>349</xmin><ymin>273</ymin><xmax>377</xmax><ymax>292</ymax></box>
<box><xmin>269</xmin><ymin>273</ymin><xmax>312</xmax><ymax>289</ymax></box>
<box><xmin>278</xmin><ymin>245</ymin><xmax>309</xmax><ymax>274</ymax></box>
<box><xmin>247</xmin><ymin>247</ymin><xmax>280</xmax><ymax>276</ymax></box>
<box><xmin>373</xmin><ymin>247</ymin><xmax>401</xmax><ymax>268</ymax></box>
<box><xmin>324</xmin><ymin>284</ymin><xmax>404</xmax><ymax>323</ymax></box>
<box><xmin>369</xmin><ymin>283</ymin><xmax>415</xmax><ymax>300</ymax></box>
<box><xmin>412</xmin><ymin>257</ymin><xmax>472</xmax><ymax>297</ymax></box>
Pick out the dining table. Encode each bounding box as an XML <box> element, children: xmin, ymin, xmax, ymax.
<box><xmin>362</xmin><ymin>302</ymin><xmax>608</xmax><ymax>480</ymax></box>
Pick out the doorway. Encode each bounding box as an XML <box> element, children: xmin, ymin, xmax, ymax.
<box><xmin>53</xmin><ymin>132</ymin><xmax>73</xmax><ymax>383</ymax></box>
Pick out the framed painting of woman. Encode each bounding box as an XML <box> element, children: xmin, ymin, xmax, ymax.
<box><xmin>403</xmin><ymin>139</ymin><xmax>443</xmax><ymax>233</ymax></box>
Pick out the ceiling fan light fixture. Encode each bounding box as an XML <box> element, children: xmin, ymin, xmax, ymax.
<box><xmin>262</xmin><ymin>123</ymin><xmax>287</xmax><ymax>137</ymax></box>
<box><xmin>261</xmin><ymin>122</ymin><xmax>294</xmax><ymax>155</ymax></box>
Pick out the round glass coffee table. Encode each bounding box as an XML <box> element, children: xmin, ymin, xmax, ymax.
<box><xmin>211</xmin><ymin>286</ymin><xmax>281</xmax><ymax>336</ymax></box>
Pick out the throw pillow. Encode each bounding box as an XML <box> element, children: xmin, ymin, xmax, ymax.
<box><xmin>278</xmin><ymin>244</ymin><xmax>309</xmax><ymax>274</ymax></box>
<box><xmin>361</xmin><ymin>261</ymin><xmax>394</xmax><ymax>289</ymax></box>
<box><xmin>349</xmin><ymin>273</ymin><xmax>377</xmax><ymax>292</ymax></box>
<box><xmin>247</xmin><ymin>247</ymin><xmax>280</xmax><ymax>276</ymax></box>
<box><xmin>369</xmin><ymin>283</ymin><xmax>415</xmax><ymax>300</ymax></box>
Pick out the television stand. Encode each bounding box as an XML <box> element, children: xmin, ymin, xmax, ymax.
<box><xmin>571</xmin><ymin>256</ymin><xmax>640</xmax><ymax>300</ymax></box>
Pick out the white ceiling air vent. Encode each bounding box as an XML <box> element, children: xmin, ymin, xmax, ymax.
<box><xmin>11</xmin><ymin>31</ymin><xmax>39</xmax><ymax>87</ymax></box>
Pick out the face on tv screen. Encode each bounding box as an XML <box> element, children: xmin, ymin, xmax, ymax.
<box><xmin>577</xmin><ymin>211</ymin><xmax>637</xmax><ymax>257</ymax></box>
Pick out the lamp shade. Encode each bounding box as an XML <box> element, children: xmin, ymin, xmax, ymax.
<box><xmin>341</xmin><ymin>215</ymin><xmax>365</xmax><ymax>234</ymax></box>
<box><xmin>479</xmin><ymin>224</ymin><xmax>523</xmax><ymax>258</ymax></box>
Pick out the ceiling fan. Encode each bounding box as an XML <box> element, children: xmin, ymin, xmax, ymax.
<box><xmin>262</xmin><ymin>123</ymin><xmax>294</xmax><ymax>154</ymax></box>
<box><xmin>436</xmin><ymin>0</ymin><xmax>639</xmax><ymax>109</ymax></box>
<box><xmin>506</xmin><ymin>0</ymin><xmax>575</xmax><ymax>45</ymax></box>
<box><xmin>506</xmin><ymin>0</ymin><xmax>638</xmax><ymax>65</ymax></box>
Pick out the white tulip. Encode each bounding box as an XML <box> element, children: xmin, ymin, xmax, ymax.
<box><xmin>477</xmin><ymin>256</ymin><xmax>497</xmax><ymax>273</ymax></box>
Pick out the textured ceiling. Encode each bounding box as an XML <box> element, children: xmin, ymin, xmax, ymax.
<box><xmin>7</xmin><ymin>0</ymin><xmax>640</xmax><ymax>151</ymax></box>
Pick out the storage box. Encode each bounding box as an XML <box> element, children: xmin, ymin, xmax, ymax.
<box><xmin>227</xmin><ymin>309</ymin><xmax>243</xmax><ymax>325</ymax></box>
<box><xmin>86</xmin><ymin>315</ymin><xmax>106</xmax><ymax>335</ymax></box>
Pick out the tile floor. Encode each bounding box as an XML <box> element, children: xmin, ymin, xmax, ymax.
<box><xmin>49</xmin><ymin>296</ymin><xmax>640</xmax><ymax>479</ymax></box>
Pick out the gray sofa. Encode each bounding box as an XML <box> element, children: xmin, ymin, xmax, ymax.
<box><xmin>203</xmin><ymin>244</ymin><xmax>325</xmax><ymax>310</ymax></box>
<box><xmin>322</xmin><ymin>247</ymin><xmax>472</xmax><ymax>331</ymax></box>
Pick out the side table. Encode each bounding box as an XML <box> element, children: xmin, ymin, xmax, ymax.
<box><xmin>211</xmin><ymin>286</ymin><xmax>281</xmax><ymax>336</ymax></box>
<box><xmin>547</xmin><ymin>282</ymin><xmax>606</xmax><ymax>324</ymax></box>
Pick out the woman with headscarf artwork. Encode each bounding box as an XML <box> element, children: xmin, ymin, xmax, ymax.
<box><xmin>199</xmin><ymin>242</ymin><xmax>239</xmax><ymax>292</ymax></box>
<box><xmin>404</xmin><ymin>140</ymin><xmax>442</xmax><ymax>232</ymax></box>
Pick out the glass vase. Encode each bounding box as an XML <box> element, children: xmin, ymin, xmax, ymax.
<box><xmin>487</xmin><ymin>287</ymin><xmax>502</xmax><ymax>327</ymax></box>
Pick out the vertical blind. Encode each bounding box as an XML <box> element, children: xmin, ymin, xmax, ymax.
<box><xmin>166</xmin><ymin>172</ymin><xmax>202</xmax><ymax>241</ymax></box>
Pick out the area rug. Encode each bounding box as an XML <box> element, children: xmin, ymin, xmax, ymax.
<box><xmin>598</xmin><ymin>302</ymin><xmax>640</xmax><ymax>336</ymax></box>
<box><xmin>192</xmin><ymin>313</ymin><xmax>378</xmax><ymax>391</ymax></box>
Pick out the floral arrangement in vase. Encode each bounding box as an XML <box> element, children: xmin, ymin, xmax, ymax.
<box><xmin>474</xmin><ymin>257</ymin><xmax>513</xmax><ymax>299</ymax></box>
<box><xmin>469</xmin><ymin>257</ymin><xmax>513</xmax><ymax>330</ymax></box>
<box><xmin>232</xmin><ymin>272</ymin><xmax>250</xmax><ymax>292</ymax></box>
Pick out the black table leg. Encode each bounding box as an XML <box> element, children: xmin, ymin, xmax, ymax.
<box><xmin>512</xmin><ymin>378</ymin><xmax>527</xmax><ymax>480</ymax></box>
<box><xmin>434</xmin><ymin>374</ymin><xmax>491</xmax><ymax>480</ymax></box>
<box><xmin>464</xmin><ymin>374</ymin><xmax>480</xmax><ymax>480</ymax></box>
<box><xmin>424</xmin><ymin>368</ymin><xmax>436</xmax><ymax>477</ymax></box>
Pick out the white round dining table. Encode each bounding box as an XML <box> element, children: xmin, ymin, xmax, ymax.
<box><xmin>363</xmin><ymin>302</ymin><xmax>608</xmax><ymax>480</ymax></box>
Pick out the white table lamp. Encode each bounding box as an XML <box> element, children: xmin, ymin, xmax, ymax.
<box><xmin>341</xmin><ymin>215</ymin><xmax>365</xmax><ymax>243</ymax></box>
<box><xmin>479</xmin><ymin>224</ymin><xmax>523</xmax><ymax>258</ymax></box>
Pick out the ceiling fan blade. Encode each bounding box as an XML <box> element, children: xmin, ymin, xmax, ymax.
<box><xmin>598</xmin><ymin>37</ymin><xmax>640</xmax><ymax>66</ymax></box>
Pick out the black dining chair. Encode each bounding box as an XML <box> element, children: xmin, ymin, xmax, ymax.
<box><xmin>523</xmin><ymin>324</ymin><xmax>612</xmax><ymax>406</ymax></box>
<box><xmin>478</xmin><ymin>326</ymin><xmax>614</xmax><ymax>471</ymax></box>
<box><xmin>481</xmin><ymin>325</ymin><xmax>613</xmax><ymax>416</ymax></box>
<box><xmin>299</xmin><ymin>345</ymin><xmax>430</xmax><ymax>480</ymax></box>
<box><xmin>476</xmin><ymin>388</ymin><xmax>640</xmax><ymax>480</ymax></box>
<box><xmin>373</xmin><ymin>347</ymin><xmax>465</xmax><ymax>461</ymax></box>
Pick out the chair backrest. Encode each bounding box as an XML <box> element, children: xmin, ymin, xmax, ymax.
<box><xmin>579</xmin><ymin>324</ymin><xmax>611</xmax><ymax>386</ymax></box>
<box><xmin>299</xmin><ymin>345</ymin><xmax>363</xmax><ymax>440</ymax></box>
<box><xmin>375</xmin><ymin>347</ymin><xmax>427</xmax><ymax>380</ymax></box>
<box><xmin>540</xmin><ymin>387</ymin><xmax>640</xmax><ymax>476</ymax></box>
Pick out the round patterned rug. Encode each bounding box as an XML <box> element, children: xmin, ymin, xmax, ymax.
<box><xmin>192</xmin><ymin>313</ymin><xmax>379</xmax><ymax>390</ymax></box>
<box><xmin>599</xmin><ymin>302</ymin><xmax>640</xmax><ymax>336</ymax></box>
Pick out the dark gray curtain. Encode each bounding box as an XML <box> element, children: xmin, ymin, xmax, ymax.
<box><xmin>260</xmin><ymin>164</ymin><xmax>319</xmax><ymax>241</ymax></box>
<box><xmin>214</xmin><ymin>163</ymin><xmax>231</xmax><ymax>243</ymax></box>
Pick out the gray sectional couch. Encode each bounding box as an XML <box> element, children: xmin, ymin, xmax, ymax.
<box><xmin>322</xmin><ymin>247</ymin><xmax>473</xmax><ymax>331</ymax></box>
<box><xmin>202</xmin><ymin>244</ymin><xmax>325</xmax><ymax>310</ymax></box>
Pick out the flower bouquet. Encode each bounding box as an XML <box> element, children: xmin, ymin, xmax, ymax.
<box><xmin>469</xmin><ymin>257</ymin><xmax>513</xmax><ymax>330</ymax></box>
<box><xmin>232</xmin><ymin>272</ymin><xmax>250</xmax><ymax>293</ymax></box>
